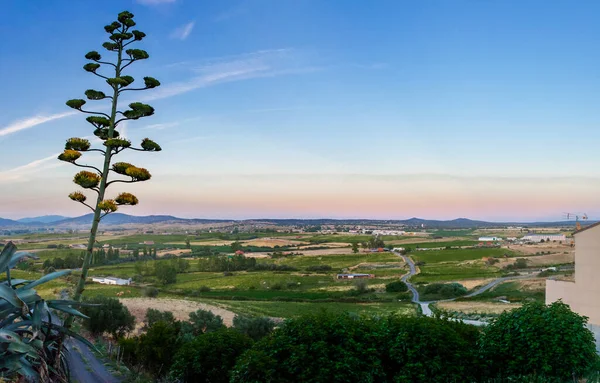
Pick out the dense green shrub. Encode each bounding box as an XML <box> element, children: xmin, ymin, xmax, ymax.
<box><xmin>231</xmin><ymin>312</ymin><xmax>481</xmax><ymax>383</ymax></box>
<box><xmin>188</xmin><ymin>308</ymin><xmax>225</xmax><ymax>335</ymax></box>
<box><xmin>137</xmin><ymin>321</ymin><xmax>181</xmax><ymax>377</ymax></box>
<box><xmin>306</xmin><ymin>265</ymin><xmax>332</xmax><ymax>272</ymax></box>
<box><xmin>170</xmin><ymin>329</ymin><xmax>253</xmax><ymax>383</ymax></box>
<box><xmin>142</xmin><ymin>286</ymin><xmax>159</xmax><ymax>297</ymax></box>
<box><xmin>480</xmin><ymin>301</ymin><xmax>599</xmax><ymax>381</ymax></box>
<box><xmin>80</xmin><ymin>296</ymin><xmax>135</xmax><ymax>338</ymax></box>
<box><xmin>231</xmin><ymin>312</ymin><xmax>384</xmax><ymax>382</ymax></box>
<box><xmin>144</xmin><ymin>308</ymin><xmax>175</xmax><ymax>329</ymax></box>
<box><xmin>421</xmin><ymin>282</ymin><xmax>467</xmax><ymax>299</ymax></box>
<box><xmin>380</xmin><ymin>316</ymin><xmax>482</xmax><ymax>382</ymax></box>
<box><xmin>233</xmin><ymin>315</ymin><xmax>276</xmax><ymax>341</ymax></box>
<box><xmin>385</xmin><ymin>280</ymin><xmax>408</xmax><ymax>293</ymax></box>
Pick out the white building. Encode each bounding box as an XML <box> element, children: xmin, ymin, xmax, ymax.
<box><xmin>478</xmin><ymin>237</ymin><xmax>502</xmax><ymax>242</ymax></box>
<box><xmin>91</xmin><ymin>277</ymin><xmax>132</xmax><ymax>286</ymax></box>
<box><xmin>522</xmin><ymin>234</ymin><xmax>566</xmax><ymax>243</ymax></box>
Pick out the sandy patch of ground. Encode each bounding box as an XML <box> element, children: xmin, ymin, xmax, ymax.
<box><xmin>437</xmin><ymin>301</ymin><xmax>522</xmax><ymax>315</ymax></box>
<box><xmin>156</xmin><ymin>248</ymin><xmax>192</xmax><ymax>257</ymax></box>
<box><xmin>495</xmin><ymin>253</ymin><xmax>574</xmax><ymax>268</ymax></box>
<box><xmin>297</xmin><ymin>242</ymin><xmax>350</xmax><ymax>249</ymax></box>
<box><xmin>514</xmin><ymin>278</ymin><xmax>547</xmax><ymax>291</ymax></box>
<box><xmin>120</xmin><ymin>298</ymin><xmax>236</xmax><ymax>332</ymax></box>
<box><xmin>247</xmin><ymin>248</ymin><xmax>359</xmax><ymax>257</ymax></box>
<box><xmin>508</xmin><ymin>244</ymin><xmax>573</xmax><ymax>256</ymax></box>
<box><xmin>454</xmin><ymin>278</ymin><xmax>495</xmax><ymax>290</ymax></box>
<box><xmin>168</xmin><ymin>240</ymin><xmax>235</xmax><ymax>246</ymax></box>
<box><xmin>387</xmin><ymin>237</ymin><xmax>465</xmax><ymax>246</ymax></box>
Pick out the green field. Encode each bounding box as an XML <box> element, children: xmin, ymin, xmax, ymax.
<box><xmin>400</xmin><ymin>240</ymin><xmax>480</xmax><ymax>249</ymax></box>
<box><xmin>411</xmin><ymin>248</ymin><xmax>514</xmax><ymax>264</ymax></box>
<box><xmin>272</xmin><ymin>252</ymin><xmax>402</xmax><ymax>269</ymax></box>
<box><xmin>411</xmin><ymin>263</ymin><xmax>502</xmax><ymax>283</ymax></box>
<box><xmin>465</xmin><ymin>280</ymin><xmax>545</xmax><ymax>303</ymax></box>
<box><xmin>203</xmin><ymin>299</ymin><xmax>417</xmax><ymax>318</ymax></box>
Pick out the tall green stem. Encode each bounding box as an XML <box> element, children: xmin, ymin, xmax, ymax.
<box><xmin>68</xmin><ymin>38</ymin><xmax>123</xmax><ymax>312</ymax></box>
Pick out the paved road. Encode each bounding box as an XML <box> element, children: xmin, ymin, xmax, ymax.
<box><xmin>49</xmin><ymin>313</ymin><xmax>121</xmax><ymax>383</ymax></box>
<box><xmin>67</xmin><ymin>339</ymin><xmax>121</xmax><ymax>383</ymax></box>
<box><xmin>394</xmin><ymin>251</ymin><xmax>537</xmax><ymax>324</ymax></box>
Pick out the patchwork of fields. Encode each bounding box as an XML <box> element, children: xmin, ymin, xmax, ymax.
<box><xmin>1</xmin><ymin>229</ymin><xmax>574</xmax><ymax>319</ymax></box>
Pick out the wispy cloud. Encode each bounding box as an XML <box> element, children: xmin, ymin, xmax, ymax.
<box><xmin>144</xmin><ymin>49</ymin><xmax>321</xmax><ymax>101</ymax></box>
<box><xmin>0</xmin><ymin>154</ymin><xmax>62</xmax><ymax>183</ymax></box>
<box><xmin>0</xmin><ymin>111</ymin><xmax>75</xmax><ymax>138</ymax></box>
<box><xmin>170</xmin><ymin>22</ymin><xmax>195</xmax><ymax>40</ymax></box>
<box><xmin>142</xmin><ymin>122</ymin><xmax>181</xmax><ymax>130</ymax></box>
<box><xmin>136</xmin><ymin>0</ymin><xmax>176</xmax><ymax>5</ymax></box>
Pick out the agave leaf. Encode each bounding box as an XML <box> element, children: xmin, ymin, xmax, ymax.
<box><xmin>16</xmin><ymin>356</ymin><xmax>39</xmax><ymax>381</ymax></box>
<box><xmin>0</xmin><ymin>283</ymin><xmax>25</xmax><ymax>308</ymax></box>
<box><xmin>16</xmin><ymin>288</ymin><xmax>39</xmax><ymax>308</ymax></box>
<box><xmin>18</xmin><ymin>269</ymin><xmax>71</xmax><ymax>290</ymax></box>
<box><xmin>48</xmin><ymin>304</ymin><xmax>89</xmax><ymax>319</ymax></box>
<box><xmin>32</xmin><ymin>300</ymin><xmax>44</xmax><ymax>335</ymax></box>
<box><xmin>52</xmin><ymin>325</ymin><xmax>98</xmax><ymax>351</ymax></box>
<box><xmin>46</xmin><ymin>299</ymin><xmax>99</xmax><ymax>307</ymax></box>
<box><xmin>9</xmin><ymin>251</ymin><xmax>37</xmax><ymax>269</ymax></box>
<box><xmin>8</xmin><ymin>340</ymin><xmax>37</xmax><ymax>354</ymax></box>
<box><xmin>0</xmin><ymin>353</ymin><xmax>22</xmax><ymax>371</ymax></box>
<box><xmin>3</xmin><ymin>279</ymin><xmax>31</xmax><ymax>286</ymax></box>
<box><xmin>0</xmin><ymin>329</ymin><xmax>21</xmax><ymax>343</ymax></box>
<box><xmin>0</xmin><ymin>242</ymin><xmax>17</xmax><ymax>272</ymax></box>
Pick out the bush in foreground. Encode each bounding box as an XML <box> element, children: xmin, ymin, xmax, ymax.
<box><xmin>233</xmin><ymin>315</ymin><xmax>276</xmax><ymax>341</ymax></box>
<box><xmin>479</xmin><ymin>301</ymin><xmax>599</xmax><ymax>381</ymax></box>
<box><xmin>170</xmin><ymin>328</ymin><xmax>253</xmax><ymax>383</ymax></box>
<box><xmin>230</xmin><ymin>312</ymin><xmax>481</xmax><ymax>382</ymax></box>
<box><xmin>81</xmin><ymin>296</ymin><xmax>135</xmax><ymax>338</ymax></box>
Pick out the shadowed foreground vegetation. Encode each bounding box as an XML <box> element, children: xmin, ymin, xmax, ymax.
<box><xmin>92</xmin><ymin>301</ymin><xmax>599</xmax><ymax>383</ymax></box>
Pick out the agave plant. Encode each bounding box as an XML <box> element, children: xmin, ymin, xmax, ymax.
<box><xmin>0</xmin><ymin>242</ymin><xmax>94</xmax><ymax>382</ymax></box>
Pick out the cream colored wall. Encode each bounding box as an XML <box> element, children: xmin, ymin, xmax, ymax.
<box><xmin>546</xmin><ymin>225</ymin><xmax>600</xmax><ymax>325</ymax></box>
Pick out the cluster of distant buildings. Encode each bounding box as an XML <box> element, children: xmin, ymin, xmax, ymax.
<box><xmin>478</xmin><ymin>234</ymin><xmax>567</xmax><ymax>243</ymax></box>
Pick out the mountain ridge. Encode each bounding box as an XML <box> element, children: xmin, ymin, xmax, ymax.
<box><xmin>0</xmin><ymin>214</ymin><xmax>591</xmax><ymax>228</ymax></box>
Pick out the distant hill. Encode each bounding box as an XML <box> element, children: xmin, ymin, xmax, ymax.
<box><xmin>0</xmin><ymin>218</ymin><xmax>22</xmax><ymax>227</ymax></box>
<box><xmin>17</xmin><ymin>215</ymin><xmax>69</xmax><ymax>224</ymax></box>
<box><xmin>0</xmin><ymin>214</ymin><xmax>591</xmax><ymax>229</ymax></box>
<box><xmin>52</xmin><ymin>213</ymin><xmax>232</xmax><ymax>226</ymax></box>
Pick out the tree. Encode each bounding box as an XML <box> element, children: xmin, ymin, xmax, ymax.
<box><xmin>232</xmin><ymin>315</ymin><xmax>276</xmax><ymax>341</ymax></box>
<box><xmin>143</xmin><ymin>308</ymin><xmax>175</xmax><ymax>330</ymax></box>
<box><xmin>155</xmin><ymin>262</ymin><xmax>177</xmax><ymax>285</ymax></box>
<box><xmin>231</xmin><ymin>312</ymin><xmax>384</xmax><ymax>382</ymax></box>
<box><xmin>351</xmin><ymin>242</ymin><xmax>359</xmax><ymax>253</ymax></box>
<box><xmin>170</xmin><ymin>329</ymin><xmax>253</xmax><ymax>383</ymax></box>
<box><xmin>188</xmin><ymin>308</ymin><xmax>225</xmax><ymax>335</ymax></box>
<box><xmin>231</xmin><ymin>241</ymin><xmax>243</xmax><ymax>252</ymax></box>
<box><xmin>80</xmin><ymin>296</ymin><xmax>135</xmax><ymax>338</ymax></box>
<box><xmin>137</xmin><ymin>320</ymin><xmax>181</xmax><ymax>377</ymax></box>
<box><xmin>385</xmin><ymin>280</ymin><xmax>408</xmax><ymax>293</ymax></box>
<box><xmin>381</xmin><ymin>316</ymin><xmax>482</xmax><ymax>382</ymax></box>
<box><xmin>61</xmin><ymin>11</ymin><xmax>161</xmax><ymax>317</ymax></box>
<box><xmin>479</xmin><ymin>301</ymin><xmax>599</xmax><ymax>381</ymax></box>
<box><xmin>185</xmin><ymin>237</ymin><xmax>191</xmax><ymax>249</ymax></box>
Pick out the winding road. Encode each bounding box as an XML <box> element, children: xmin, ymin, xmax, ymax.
<box><xmin>49</xmin><ymin>313</ymin><xmax>122</xmax><ymax>383</ymax></box>
<box><xmin>395</xmin><ymin>251</ymin><xmax>536</xmax><ymax>324</ymax></box>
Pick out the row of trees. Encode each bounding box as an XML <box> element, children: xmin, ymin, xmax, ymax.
<box><xmin>197</xmin><ymin>254</ymin><xmax>257</xmax><ymax>272</ymax></box>
<box><xmin>84</xmin><ymin>301</ymin><xmax>599</xmax><ymax>382</ymax></box>
<box><xmin>134</xmin><ymin>258</ymin><xmax>191</xmax><ymax>284</ymax></box>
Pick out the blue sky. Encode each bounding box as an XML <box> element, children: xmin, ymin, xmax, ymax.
<box><xmin>1</xmin><ymin>0</ymin><xmax>599</xmax><ymax>221</ymax></box>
